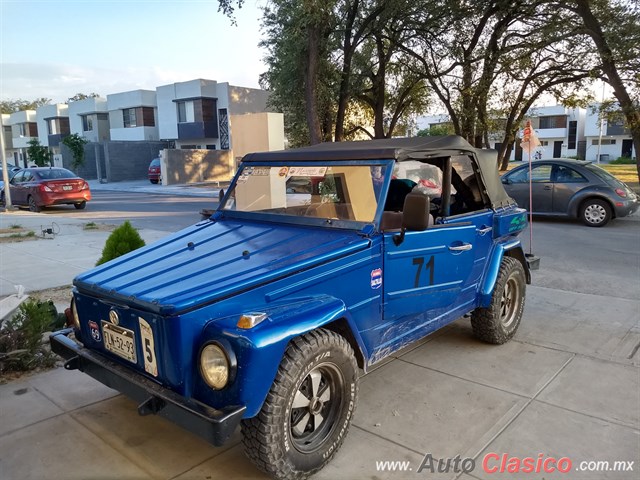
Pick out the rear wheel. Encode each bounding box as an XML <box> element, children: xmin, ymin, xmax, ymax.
<box><xmin>0</xmin><ymin>191</ymin><xmax>5</xmax><ymax>207</ymax></box>
<box><xmin>150</xmin><ymin>179</ymin><xmax>159</xmax><ymax>184</ymax></box>
<box><xmin>242</xmin><ymin>329</ymin><xmax>358</xmax><ymax>479</ymax></box>
<box><xmin>580</xmin><ymin>198</ymin><xmax>611</xmax><ymax>227</ymax></box>
<box><xmin>28</xmin><ymin>195</ymin><xmax>41</xmax><ymax>212</ymax></box>
<box><xmin>74</xmin><ymin>201</ymin><xmax>87</xmax><ymax>210</ymax></box>
<box><xmin>471</xmin><ymin>257</ymin><xmax>525</xmax><ymax>344</ymax></box>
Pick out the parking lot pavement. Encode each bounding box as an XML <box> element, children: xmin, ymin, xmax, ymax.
<box><xmin>0</xmin><ymin>215</ymin><xmax>638</xmax><ymax>479</ymax></box>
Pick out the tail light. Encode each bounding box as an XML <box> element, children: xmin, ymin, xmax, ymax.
<box><xmin>615</xmin><ymin>188</ymin><xmax>627</xmax><ymax>198</ymax></box>
<box><xmin>39</xmin><ymin>183</ymin><xmax>53</xmax><ymax>192</ymax></box>
<box><xmin>80</xmin><ymin>181</ymin><xmax>89</xmax><ymax>191</ymax></box>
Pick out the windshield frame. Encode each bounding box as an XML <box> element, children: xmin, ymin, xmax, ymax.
<box><xmin>218</xmin><ymin>159</ymin><xmax>394</xmax><ymax>230</ymax></box>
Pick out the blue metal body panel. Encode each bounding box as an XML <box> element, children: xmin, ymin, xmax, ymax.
<box><xmin>68</xmin><ymin>155</ymin><xmax>530</xmax><ymax>423</ymax></box>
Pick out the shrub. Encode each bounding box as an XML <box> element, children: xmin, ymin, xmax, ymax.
<box><xmin>96</xmin><ymin>220</ymin><xmax>146</xmax><ymax>266</ymax></box>
<box><xmin>0</xmin><ymin>299</ymin><xmax>64</xmax><ymax>374</ymax></box>
<box><xmin>609</xmin><ymin>156</ymin><xmax>636</xmax><ymax>165</ymax></box>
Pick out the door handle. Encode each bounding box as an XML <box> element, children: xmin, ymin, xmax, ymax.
<box><xmin>449</xmin><ymin>243</ymin><xmax>473</xmax><ymax>252</ymax></box>
<box><xmin>477</xmin><ymin>226</ymin><xmax>492</xmax><ymax>235</ymax></box>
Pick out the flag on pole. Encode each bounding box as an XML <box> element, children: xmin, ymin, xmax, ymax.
<box><xmin>520</xmin><ymin>119</ymin><xmax>541</xmax><ymax>154</ymax></box>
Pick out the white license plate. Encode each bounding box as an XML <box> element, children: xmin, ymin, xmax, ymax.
<box><xmin>102</xmin><ymin>322</ymin><xmax>137</xmax><ymax>363</ymax></box>
<box><xmin>62</xmin><ymin>185</ymin><xmax>73</xmax><ymax>191</ymax></box>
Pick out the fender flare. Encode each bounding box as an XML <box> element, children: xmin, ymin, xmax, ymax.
<box><xmin>200</xmin><ymin>295</ymin><xmax>368</xmax><ymax>418</ymax></box>
<box><xmin>567</xmin><ymin>189</ymin><xmax>616</xmax><ymax>218</ymax></box>
<box><xmin>479</xmin><ymin>241</ymin><xmax>530</xmax><ymax>308</ymax></box>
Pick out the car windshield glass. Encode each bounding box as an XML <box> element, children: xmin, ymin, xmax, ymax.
<box><xmin>222</xmin><ymin>164</ymin><xmax>388</xmax><ymax>223</ymax></box>
<box><xmin>584</xmin><ymin>163</ymin><xmax>625</xmax><ymax>187</ymax></box>
<box><xmin>36</xmin><ymin>168</ymin><xmax>78</xmax><ymax>180</ymax></box>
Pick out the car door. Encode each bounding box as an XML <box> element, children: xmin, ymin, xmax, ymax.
<box><xmin>373</xmin><ymin>223</ymin><xmax>476</xmax><ymax>356</ymax></box>
<box><xmin>504</xmin><ymin>164</ymin><xmax>554</xmax><ymax>213</ymax></box>
<box><xmin>551</xmin><ymin>164</ymin><xmax>589</xmax><ymax>214</ymax></box>
<box><xmin>8</xmin><ymin>171</ymin><xmax>26</xmax><ymax>205</ymax></box>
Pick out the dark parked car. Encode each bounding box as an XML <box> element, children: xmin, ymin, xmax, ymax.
<box><xmin>501</xmin><ymin>159</ymin><xmax>639</xmax><ymax>227</ymax></box>
<box><xmin>148</xmin><ymin>158</ymin><xmax>161</xmax><ymax>184</ymax></box>
<box><xmin>1</xmin><ymin>167</ymin><xmax>91</xmax><ymax>212</ymax></box>
<box><xmin>51</xmin><ymin>136</ymin><xmax>531</xmax><ymax>479</ymax></box>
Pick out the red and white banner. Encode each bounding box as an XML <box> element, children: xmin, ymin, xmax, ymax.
<box><xmin>520</xmin><ymin>119</ymin><xmax>541</xmax><ymax>154</ymax></box>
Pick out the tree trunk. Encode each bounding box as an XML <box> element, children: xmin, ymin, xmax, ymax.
<box><xmin>304</xmin><ymin>26</ymin><xmax>323</xmax><ymax>145</ymax></box>
<box><xmin>575</xmin><ymin>0</ymin><xmax>640</xmax><ymax>180</ymax></box>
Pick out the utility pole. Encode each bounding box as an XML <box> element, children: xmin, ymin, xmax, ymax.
<box><xmin>0</xmin><ymin>117</ymin><xmax>15</xmax><ymax>209</ymax></box>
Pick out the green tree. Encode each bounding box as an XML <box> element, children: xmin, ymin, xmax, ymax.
<box><xmin>96</xmin><ymin>221</ymin><xmax>146</xmax><ymax>266</ymax></box>
<box><xmin>26</xmin><ymin>139</ymin><xmax>52</xmax><ymax>167</ymax></box>
<box><xmin>61</xmin><ymin>133</ymin><xmax>89</xmax><ymax>169</ymax></box>
<box><xmin>0</xmin><ymin>98</ymin><xmax>51</xmax><ymax>114</ymax></box>
<box><xmin>67</xmin><ymin>92</ymin><xmax>100</xmax><ymax>103</ymax></box>
<box><xmin>417</xmin><ymin>124</ymin><xmax>454</xmax><ymax>137</ymax></box>
<box><xmin>559</xmin><ymin>0</ymin><xmax>640</xmax><ymax>179</ymax></box>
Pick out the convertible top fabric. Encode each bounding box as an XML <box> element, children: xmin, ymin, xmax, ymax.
<box><xmin>242</xmin><ymin>136</ymin><xmax>514</xmax><ymax>209</ymax></box>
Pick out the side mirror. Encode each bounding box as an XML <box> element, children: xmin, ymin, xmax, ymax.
<box><xmin>218</xmin><ymin>189</ymin><xmax>225</xmax><ymax>202</ymax></box>
<box><xmin>501</xmin><ymin>177</ymin><xmax>510</xmax><ymax>185</ymax></box>
<box><xmin>393</xmin><ymin>191</ymin><xmax>430</xmax><ymax>246</ymax></box>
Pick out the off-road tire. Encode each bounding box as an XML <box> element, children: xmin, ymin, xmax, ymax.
<box><xmin>242</xmin><ymin>329</ymin><xmax>358</xmax><ymax>480</ymax></box>
<box><xmin>471</xmin><ymin>257</ymin><xmax>525</xmax><ymax>344</ymax></box>
<box><xmin>580</xmin><ymin>198</ymin><xmax>611</xmax><ymax>227</ymax></box>
<box><xmin>28</xmin><ymin>195</ymin><xmax>41</xmax><ymax>212</ymax></box>
<box><xmin>74</xmin><ymin>201</ymin><xmax>87</xmax><ymax>210</ymax></box>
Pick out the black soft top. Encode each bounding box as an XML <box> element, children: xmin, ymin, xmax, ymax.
<box><xmin>242</xmin><ymin>135</ymin><xmax>514</xmax><ymax>209</ymax></box>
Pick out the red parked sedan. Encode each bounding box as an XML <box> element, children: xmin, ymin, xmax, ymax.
<box><xmin>1</xmin><ymin>167</ymin><xmax>92</xmax><ymax>212</ymax></box>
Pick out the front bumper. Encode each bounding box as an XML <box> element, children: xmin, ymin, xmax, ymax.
<box><xmin>50</xmin><ymin>329</ymin><xmax>245</xmax><ymax>446</ymax></box>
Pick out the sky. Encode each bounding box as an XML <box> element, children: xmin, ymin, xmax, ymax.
<box><xmin>0</xmin><ymin>0</ymin><xmax>267</xmax><ymax>103</ymax></box>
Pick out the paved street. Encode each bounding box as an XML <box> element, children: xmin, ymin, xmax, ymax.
<box><xmin>0</xmin><ymin>191</ymin><xmax>638</xmax><ymax>480</ymax></box>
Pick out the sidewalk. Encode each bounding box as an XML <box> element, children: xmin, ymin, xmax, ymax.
<box><xmin>0</xmin><ymin>211</ymin><xmax>638</xmax><ymax>480</ymax></box>
<box><xmin>86</xmin><ymin>179</ymin><xmax>225</xmax><ymax>198</ymax></box>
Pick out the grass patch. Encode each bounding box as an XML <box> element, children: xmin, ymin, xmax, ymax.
<box><xmin>84</xmin><ymin>222</ymin><xmax>98</xmax><ymax>230</ymax></box>
<box><xmin>8</xmin><ymin>231</ymin><xmax>35</xmax><ymax>238</ymax></box>
<box><xmin>10</xmin><ymin>224</ymin><xmax>21</xmax><ymax>229</ymax></box>
<box><xmin>601</xmin><ymin>164</ymin><xmax>639</xmax><ymax>192</ymax></box>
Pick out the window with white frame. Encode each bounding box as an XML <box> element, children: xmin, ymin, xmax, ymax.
<box><xmin>591</xmin><ymin>139</ymin><xmax>616</xmax><ymax>145</ymax></box>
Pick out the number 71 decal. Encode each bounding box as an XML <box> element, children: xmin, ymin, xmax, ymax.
<box><xmin>413</xmin><ymin>256</ymin><xmax>435</xmax><ymax>288</ymax></box>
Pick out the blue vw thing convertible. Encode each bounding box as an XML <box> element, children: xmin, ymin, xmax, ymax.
<box><xmin>51</xmin><ymin>136</ymin><xmax>530</xmax><ymax>479</ymax></box>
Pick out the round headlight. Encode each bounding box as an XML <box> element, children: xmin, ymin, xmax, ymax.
<box><xmin>70</xmin><ymin>298</ymin><xmax>80</xmax><ymax>329</ymax></box>
<box><xmin>200</xmin><ymin>343</ymin><xmax>229</xmax><ymax>389</ymax></box>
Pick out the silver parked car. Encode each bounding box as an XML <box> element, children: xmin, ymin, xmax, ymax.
<box><xmin>501</xmin><ymin>159</ymin><xmax>639</xmax><ymax>227</ymax></box>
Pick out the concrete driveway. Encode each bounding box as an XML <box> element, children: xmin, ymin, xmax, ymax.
<box><xmin>0</xmin><ymin>212</ymin><xmax>638</xmax><ymax>480</ymax></box>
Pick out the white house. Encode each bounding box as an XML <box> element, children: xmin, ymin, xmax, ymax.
<box><xmin>7</xmin><ymin>110</ymin><xmax>38</xmax><ymax>167</ymax></box>
<box><xmin>522</xmin><ymin>105</ymin><xmax>586</xmax><ymax>160</ymax></box>
<box><xmin>417</xmin><ymin>106</ymin><xmax>586</xmax><ymax>161</ymax></box>
<box><xmin>156</xmin><ymin>79</ymin><xmax>273</xmax><ymax>151</ymax></box>
<box><xmin>584</xmin><ymin>103</ymin><xmax>635</xmax><ymax>162</ymax></box>
<box><xmin>107</xmin><ymin>90</ymin><xmax>158</xmax><ymax>141</ymax></box>
<box><xmin>36</xmin><ymin>103</ymin><xmax>70</xmax><ymax>154</ymax></box>
<box><xmin>68</xmin><ymin>97</ymin><xmax>111</xmax><ymax>143</ymax></box>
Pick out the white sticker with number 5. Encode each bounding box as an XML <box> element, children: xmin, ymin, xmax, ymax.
<box><xmin>139</xmin><ymin>317</ymin><xmax>158</xmax><ymax>377</ymax></box>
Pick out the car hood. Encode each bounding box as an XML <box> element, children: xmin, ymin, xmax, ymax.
<box><xmin>74</xmin><ymin>219</ymin><xmax>370</xmax><ymax>315</ymax></box>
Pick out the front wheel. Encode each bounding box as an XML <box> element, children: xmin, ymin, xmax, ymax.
<box><xmin>471</xmin><ymin>256</ymin><xmax>525</xmax><ymax>344</ymax></box>
<box><xmin>580</xmin><ymin>198</ymin><xmax>611</xmax><ymax>227</ymax></box>
<box><xmin>242</xmin><ymin>329</ymin><xmax>358</xmax><ymax>480</ymax></box>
